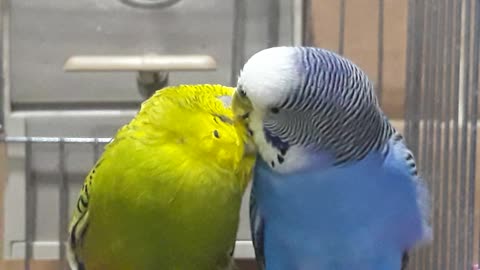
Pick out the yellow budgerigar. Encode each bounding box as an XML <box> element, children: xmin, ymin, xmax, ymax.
<box><xmin>67</xmin><ymin>84</ymin><xmax>256</xmax><ymax>270</ymax></box>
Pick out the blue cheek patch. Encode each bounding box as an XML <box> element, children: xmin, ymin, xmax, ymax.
<box><xmin>263</xmin><ymin>126</ymin><xmax>290</xmax><ymax>154</ymax></box>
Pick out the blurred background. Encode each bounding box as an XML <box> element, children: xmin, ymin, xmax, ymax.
<box><xmin>0</xmin><ymin>0</ymin><xmax>479</xmax><ymax>269</ymax></box>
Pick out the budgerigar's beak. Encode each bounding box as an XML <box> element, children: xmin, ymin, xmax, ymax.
<box><xmin>232</xmin><ymin>91</ymin><xmax>253</xmax><ymax>121</ymax></box>
<box><xmin>232</xmin><ymin>91</ymin><xmax>256</xmax><ymax>156</ymax></box>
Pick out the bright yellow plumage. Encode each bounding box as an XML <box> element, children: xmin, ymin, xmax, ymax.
<box><xmin>67</xmin><ymin>84</ymin><xmax>256</xmax><ymax>270</ymax></box>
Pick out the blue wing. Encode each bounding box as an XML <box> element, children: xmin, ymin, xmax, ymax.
<box><xmin>249</xmin><ymin>183</ymin><xmax>265</xmax><ymax>270</ymax></box>
<box><xmin>401</xmin><ymin>252</ymin><xmax>409</xmax><ymax>270</ymax></box>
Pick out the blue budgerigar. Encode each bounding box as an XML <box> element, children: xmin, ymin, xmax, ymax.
<box><xmin>232</xmin><ymin>47</ymin><xmax>432</xmax><ymax>270</ymax></box>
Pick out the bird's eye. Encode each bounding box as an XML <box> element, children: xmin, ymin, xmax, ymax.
<box><xmin>270</xmin><ymin>107</ymin><xmax>280</xmax><ymax>114</ymax></box>
<box><xmin>238</xmin><ymin>87</ymin><xmax>247</xmax><ymax>97</ymax></box>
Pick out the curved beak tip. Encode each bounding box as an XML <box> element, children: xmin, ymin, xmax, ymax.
<box><xmin>232</xmin><ymin>92</ymin><xmax>253</xmax><ymax>119</ymax></box>
<box><xmin>232</xmin><ymin>91</ymin><xmax>257</xmax><ymax>156</ymax></box>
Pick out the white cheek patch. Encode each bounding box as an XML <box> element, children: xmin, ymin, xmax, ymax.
<box><xmin>277</xmin><ymin>146</ymin><xmax>314</xmax><ymax>173</ymax></box>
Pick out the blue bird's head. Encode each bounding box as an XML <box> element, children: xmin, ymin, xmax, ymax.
<box><xmin>232</xmin><ymin>46</ymin><xmax>391</xmax><ymax>174</ymax></box>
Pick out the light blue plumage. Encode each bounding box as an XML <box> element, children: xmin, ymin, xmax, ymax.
<box><xmin>232</xmin><ymin>46</ymin><xmax>432</xmax><ymax>270</ymax></box>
